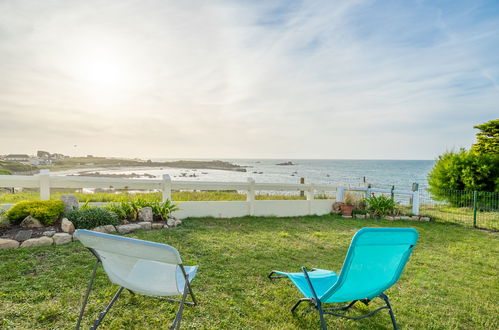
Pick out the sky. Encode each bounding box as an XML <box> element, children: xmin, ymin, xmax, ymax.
<box><xmin>0</xmin><ymin>0</ymin><xmax>498</xmax><ymax>160</ymax></box>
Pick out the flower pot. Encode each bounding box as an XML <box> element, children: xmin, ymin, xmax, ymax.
<box><xmin>340</xmin><ymin>204</ymin><xmax>354</xmax><ymax>217</ymax></box>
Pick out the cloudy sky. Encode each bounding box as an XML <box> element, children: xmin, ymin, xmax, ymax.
<box><xmin>0</xmin><ymin>0</ymin><xmax>498</xmax><ymax>159</ymax></box>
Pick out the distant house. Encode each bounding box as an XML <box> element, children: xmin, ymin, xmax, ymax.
<box><xmin>5</xmin><ymin>154</ymin><xmax>30</xmax><ymax>162</ymax></box>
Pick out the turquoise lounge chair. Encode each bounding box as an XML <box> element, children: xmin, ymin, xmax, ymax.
<box><xmin>268</xmin><ymin>227</ymin><xmax>418</xmax><ymax>329</ymax></box>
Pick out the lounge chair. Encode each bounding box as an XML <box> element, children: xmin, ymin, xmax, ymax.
<box><xmin>74</xmin><ymin>229</ymin><xmax>198</xmax><ymax>330</ymax></box>
<box><xmin>268</xmin><ymin>227</ymin><xmax>418</xmax><ymax>329</ymax></box>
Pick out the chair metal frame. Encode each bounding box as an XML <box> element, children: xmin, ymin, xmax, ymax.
<box><xmin>76</xmin><ymin>248</ymin><xmax>197</xmax><ymax>330</ymax></box>
<box><xmin>269</xmin><ymin>267</ymin><xmax>398</xmax><ymax>330</ymax></box>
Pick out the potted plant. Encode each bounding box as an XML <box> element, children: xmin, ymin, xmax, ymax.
<box><xmin>340</xmin><ymin>192</ymin><xmax>356</xmax><ymax>216</ymax></box>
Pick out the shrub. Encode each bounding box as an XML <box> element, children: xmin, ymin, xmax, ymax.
<box><xmin>6</xmin><ymin>200</ymin><xmax>65</xmax><ymax>226</ymax></box>
<box><xmin>150</xmin><ymin>200</ymin><xmax>180</xmax><ymax>220</ymax></box>
<box><xmin>66</xmin><ymin>207</ymin><xmax>120</xmax><ymax>229</ymax></box>
<box><xmin>427</xmin><ymin>149</ymin><xmax>499</xmax><ymax>205</ymax></box>
<box><xmin>106</xmin><ymin>199</ymin><xmax>180</xmax><ymax>221</ymax></box>
<box><xmin>364</xmin><ymin>194</ymin><xmax>397</xmax><ymax>217</ymax></box>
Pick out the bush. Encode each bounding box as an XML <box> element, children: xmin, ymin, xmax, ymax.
<box><xmin>364</xmin><ymin>194</ymin><xmax>397</xmax><ymax>217</ymax></box>
<box><xmin>66</xmin><ymin>207</ymin><xmax>120</xmax><ymax>229</ymax></box>
<box><xmin>150</xmin><ymin>200</ymin><xmax>180</xmax><ymax>220</ymax></box>
<box><xmin>106</xmin><ymin>199</ymin><xmax>180</xmax><ymax>221</ymax></box>
<box><xmin>428</xmin><ymin>149</ymin><xmax>499</xmax><ymax>205</ymax></box>
<box><xmin>6</xmin><ymin>200</ymin><xmax>65</xmax><ymax>226</ymax></box>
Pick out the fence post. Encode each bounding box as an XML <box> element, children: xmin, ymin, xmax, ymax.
<box><xmin>365</xmin><ymin>184</ymin><xmax>372</xmax><ymax>200</ymax></box>
<box><xmin>247</xmin><ymin>178</ymin><xmax>255</xmax><ymax>216</ymax></box>
<box><xmin>39</xmin><ymin>169</ymin><xmax>50</xmax><ymax>200</ymax></box>
<box><xmin>337</xmin><ymin>186</ymin><xmax>345</xmax><ymax>202</ymax></box>
<box><xmin>411</xmin><ymin>189</ymin><xmax>420</xmax><ymax>216</ymax></box>
<box><xmin>161</xmin><ymin>174</ymin><xmax>172</xmax><ymax>202</ymax></box>
<box><xmin>306</xmin><ymin>183</ymin><xmax>314</xmax><ymax>215</ymax></box>
<box><xmin>300</xmin><ymin>177</ymin><xmax>305</xmax><ymax>197</ymax></box>
<box><xmin>473</xmin><ymin>191</ymin><xmax>477</xmax><ymax>228</ymax></box>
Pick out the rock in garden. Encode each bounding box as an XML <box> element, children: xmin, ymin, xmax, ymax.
<box><xmin>420</xmin><ymin>217</ymin><xmax>431</xmax><ymax>222</ymax></box>
<box><xmin>341</xmin><ymin>215</ymin><xmax>352</xmax><ymax>219</ymax></box>
<box><xmin>331</xmin><ymin>202</ymin><xmax>342</xmax><ymax>213</ymax></box>
<box><xmin>166</xmin><ymin>218</ymin><xmax>176</xmax><ymax>228</ymax></box>
<box><xmin>137</xmin><ymin>222</ymin><xmax>152</xmax><ymax>230</ymax></box>
<box><xmin>14</xmin><ymin>230</ymin><xmax>32</xmax><ymax>241</ymax></box>
<box><xmin>20</xmin><ymin>216</ymin><xmax>43</xmax><ymax>228</ymax></box>
<box><xmin>0</xmin><ymin>238</ymin><xmax>20</xmax><ymax>249</ymax></box>
<box><xmin>53</xmin><ymin>233</ymin><xmax>72</xmax><ymax>245</ymax></box>
<box><xmin>151</xmin><ymin>223</ymin><xmax>165</xmax><ymax>230</ymax></box>
<box><xmin>355</xmin><ymin>214</ymin><xmax>366</xmax><ymax>219</ymax></box>
<box><xmin>42</xmin><ymin>230</ymin><xmax>56</xmax><ymax>237</ymax></box>
<box><xmin>61</xmin><ymin>218</ymin><xmax>75</xmax><ymax>233</ymax></box>
<box><xmin>386</xmin><ymin>216</ymin><xmax>396</xmax><ymax>221</ymax></box>
<box><xmin>398</xmin><ymin>216</ymin><xmax>411</xmax><ymax>220</ymax></box>
<box><xmin>174</xmin><ymin>219</ymin><xmax>182</xmax><ymax>226</ymax></box>
<box><xmin>20</xmin><ymin>236</ymin><xmax>53</xmax><ymax>248</ymax></box>
<box><xmin>138</xmin><ymin>207</ymin><xmax>153</xmax><ymax>222</ymax></box>
<box><xmin>60</xmin><ymin>195</ymin><xmax>79</xmax><ymax>213</ymax></box>
<box><xmin>116</xmin><ymin>224</ymin><xmax>141</xmax><ymax>234</ymax></box>
<box><xmin>92</xmin><ymin>225</ymin><xmax>117</xmax><ymax>233</ymax></box>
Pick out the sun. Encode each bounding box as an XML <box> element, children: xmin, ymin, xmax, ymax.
<box><xmin>76</xmin><ymin>50</ymin><xmax>128</xmax><ymax>89</ymax></box>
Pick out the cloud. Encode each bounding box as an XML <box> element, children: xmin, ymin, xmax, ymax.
<box><xmin>0</xmin><ymin>0</ymin><xmax>498</xmax><ymax>159</ymax></box>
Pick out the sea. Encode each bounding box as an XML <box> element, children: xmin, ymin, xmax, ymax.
<box><xmin>56</xmin><ymin>159</ymin><xmax>435</xmax><ymax>191</ymax></box>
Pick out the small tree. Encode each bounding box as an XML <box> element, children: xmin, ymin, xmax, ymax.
<box><xmin>471</xmin><ymin>119</ymin><xmax>499</xmax><ymax>155</ymax></box>
<box><xmin>428</xmin><ymin>119</ymin><xmax>499</xmax><ymax>205</ymax></box>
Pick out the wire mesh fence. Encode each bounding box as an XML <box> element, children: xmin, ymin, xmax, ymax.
<box><xmin>419</xmin><ymin>188</ymin><xmax>499</xmax><ymax>231</ymax></box>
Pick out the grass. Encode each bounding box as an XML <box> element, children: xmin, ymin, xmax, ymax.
<box><xmin>0</xmin><ymin>190</ymin><xmax>317</xmax><ymax>204</ymax></box>
<box><xmin>0</xmin><ymin>215</ymin><xmax>497</xmax><ymax>329</ymax></box>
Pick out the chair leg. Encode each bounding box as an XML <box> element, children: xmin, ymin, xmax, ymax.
<box><xmin>76</xmin><ymin>260</ymin><xmax>100</xmax><ymax>330</ymax></box>
<box><xmin>316</xmin><ymin>300</ymin><xmax>328</xmax><ymax>330</ymax></box>
<box><xmin>90</xmin><ymin>287</ymin><xmax>124</xmax><ymax>330</ymax></box>
<box><xmin>380</xmin><ymin>293</ymin><xmax>398</xmax><ymax>330</ymax></box>
<box><xmin>170</xmin><ymin>281</ymin><xmax>190</xmax><ymax>330</ymax></box>
<box><xmin>291</xmin><ymin>298</ymin><xmax>311</xmax><ymax>314</ymax></box>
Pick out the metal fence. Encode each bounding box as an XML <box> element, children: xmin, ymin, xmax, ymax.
<box><xmin>419</xmin><ymin>188</ymin><xmax>499</xmax><ymax>231</ymax></box>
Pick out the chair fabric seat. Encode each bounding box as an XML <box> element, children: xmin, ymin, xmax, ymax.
<box><xmin>110</xmin><ymin>260</ymin><xmax>198</xmax><ymax>297</ymax></box>
<box><xmin>274</xmin><ymin>269</ymin><xmax>338</xmax><ymax>298</ymax></box>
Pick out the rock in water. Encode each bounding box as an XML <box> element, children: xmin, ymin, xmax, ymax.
<box><xmin>60</xmin><ymin>195</ymin><xmax>79</xmax><ymax>213</ymax></box>
<box><xmin>20</xmin><ymin>216</ymin><xmax>43</xmax><ymax>228</ymax></box>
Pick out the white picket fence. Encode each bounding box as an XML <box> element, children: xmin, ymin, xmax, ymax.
<box><xmin>0</xmin><ymin>170</ymin><xmax>420</xmax><ymax>218</ymax></box>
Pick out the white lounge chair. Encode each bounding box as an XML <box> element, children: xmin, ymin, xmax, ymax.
<box><xmin>74</xmin><ymin>229</ymin><xmax>198</xmax><ymax>330</ymax></box>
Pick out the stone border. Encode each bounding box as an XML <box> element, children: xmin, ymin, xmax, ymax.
<box><xmin>346</xmin><ymin>214</ymin><xmax>431</xmax><ymax>221</ymax></box>
<box><xmin>0</xmin><ymin>218</ymin><xmax>181</xmax><ymax>250</ymax></box>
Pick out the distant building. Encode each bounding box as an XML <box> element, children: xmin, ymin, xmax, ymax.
<box><xmin>5</xmin><ymin>154</ymin><xmax>30</xmax><ymax>162</ymax></box>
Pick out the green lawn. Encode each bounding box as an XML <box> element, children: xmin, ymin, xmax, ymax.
<box><xmin>0</xmin><ymin>215</ymin><xmax>497</xmax><ymax>329</ymax></box>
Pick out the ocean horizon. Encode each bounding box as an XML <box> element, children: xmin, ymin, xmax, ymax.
<box><xmin>57</xmin><ymin>159</ymin><xmax>435</xmax><ymax>191</ymax></box>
